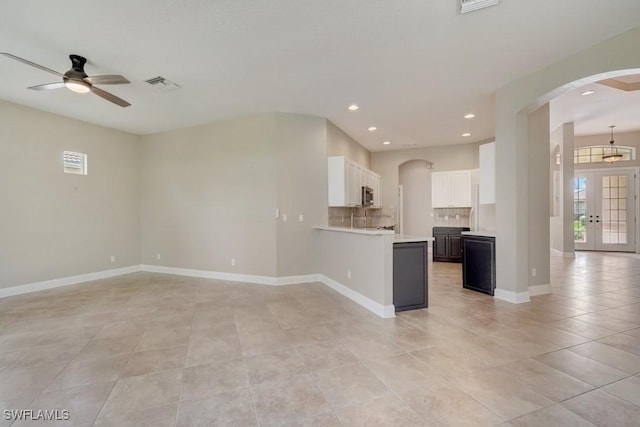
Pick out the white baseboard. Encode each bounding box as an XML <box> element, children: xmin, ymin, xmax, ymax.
<box><xmin>529</xmin><ymin>284</ymin><xmax>552</xmax><ymax>296</ymax></box>
<box><xmin>494</xmin><ymin>288</ymin><xmax>530</xmax><ymax>304</ymax></box>
<box><xmin>141</xmin><ymin>265</ymin><xmax>392</xmax><ymax>317</ymax></box>
<box><xmin>320</xmin><ymin>275</ymin><xmax>395</xmax><ymax>318</ymax></box>
<box><xmin>0</xmin><ymin>265</ymin><xmax>142</xmax><ymax>298</ymax></box>
<box><xmin>550</xmin><ymin>248</ymin><xmax>575</xmax><ymax>258</ymax></box>
<box><xmin>140</xmin><ymin>264</ymin><xmax>321</xmax><ymax>287</ymax></box>
<box><xmin>1</xmin><ymin>263</ymin><xmax>391</xmax><ymax>319</ymax></box>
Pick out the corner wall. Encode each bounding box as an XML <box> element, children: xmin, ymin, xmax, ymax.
<box><xmin>495</xmin><ymin>26</ymin><xmax>640</xmax><ymax>300</ymax></box>
<box><xmin>275</xmin><ymin>114</ymin><xmax>328</xmax><ymax>276</ymax></box>
<box><xmin>140</xmin><ymin>114</ymin><xmax>279</xmax><ymax>277</ymax></box>
<box><xmin>327</xmin><ymin>121</ymin><xmax>371</xmax><ymax>168</ymax></box>
<box><xmin>0</xmin><ymin>100</ymin><xmax>141</xmax><ymax>289</ymax></box>
<box><xmin>140</xmin><ymin>112</ymin><xmax>331</xmax><ymax>279</ymax></box>
<box><xmin>371</xmin><ymin>143</ymin><xmax>479</xmax><ymax>213</ymax></box>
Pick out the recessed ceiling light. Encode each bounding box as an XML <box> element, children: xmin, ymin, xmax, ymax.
<box><xmin>348</xmin><ymin>104</ymin><xmax>359</xmax><ymax>111</ymax></box>
<box><xmin>581</xmin><ymin>90</ymin><xmax>595</xmax><ymax>96</ymax></box>
<box><xmin>462</xmin><ymin>133</ymin><xmax>471</xmax><ymax>137</ymax></box>
<box><xmin>368</xmin><ymin>126</ymin><xmax>377</xmax><ymax>131</ymax></box>
<box><xmin>464</xmin><ymin>113</ymin><xmax>475</xmax><ymax>119</ymax></box>
<box><xmin>382</xmin><ymin>141</ymin><xmax>391</xmax><ymax>145</ymax></box>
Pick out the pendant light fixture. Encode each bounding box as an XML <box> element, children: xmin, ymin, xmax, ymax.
<box><xmin>603</xmin><ymin>125</ymin><xmax>623</xmax><ymax>163</ymax></box>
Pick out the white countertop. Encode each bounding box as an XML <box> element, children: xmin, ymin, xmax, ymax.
<box><xmin>462</xmin><ymin>230</ymin><xmax>496</xmax><ymax>238</ymax></box>
<box><xmin>394</xmin><ymin>234</ymin><xmax>434</xmax><ymax>243</ymax></box>
<box><xmin>314</xmin><ymin>226</ymin><xmax>395</xmax><ymax>235</ymax></box>
<box><xmin>314</xmin><ymin>227</ymin><xmax>433</xmax><ymax>242</ymax></box>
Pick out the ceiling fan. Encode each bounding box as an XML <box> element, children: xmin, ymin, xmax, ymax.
<box><xmin>0</xmin><ymin>53</ymin><xmax>131</xmax><ymax>107</ymax></box>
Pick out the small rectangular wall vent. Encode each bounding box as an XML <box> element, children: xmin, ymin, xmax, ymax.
<box><xmin>63</xmin><ymin>151</ymin><xmax>87</xmax><ymax>175</ymax></box>
<box><xmin>460</xmin><ymin>0</ymin><xmax>499</xmax><ymax>14</ymax></box>
<box><xmin>144</xmin><ymin>75</ymin><xmax>181</xmax><ymax>92</ymax></box>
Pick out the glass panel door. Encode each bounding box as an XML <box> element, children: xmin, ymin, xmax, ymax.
<box><xmin>574</xmin><ymin>169</ymin><xmax>636</xmax><ymax>252</ymax></box>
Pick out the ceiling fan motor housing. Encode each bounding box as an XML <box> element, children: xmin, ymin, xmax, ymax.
<box><xmin>64</xmin><ymin>54</ymin><xmax>88</xmax><ymax>80</ymax></box>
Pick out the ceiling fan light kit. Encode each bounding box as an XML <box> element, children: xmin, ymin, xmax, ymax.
<box><xmin>64</xmin><ymin>80</ymin><xmax>90</xmax><ymax>93</ymax></box>
<box><xmin>0</xmin><ymin>52</ymin><xmax>131</xmax><ymax>107</ymax></box>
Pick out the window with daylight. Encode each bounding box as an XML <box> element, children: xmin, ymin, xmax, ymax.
<box><xmin>574</xmin><ymin>146</ymin><xmax>634</xmax><ymax>164</ymax></box>
<box><xmin>63</xmin><ymin>151</ymin><xmax>87</xmax><ymax>175</ymax></box>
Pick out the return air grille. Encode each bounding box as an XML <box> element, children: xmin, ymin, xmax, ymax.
<box><xmin>144</xmin><ymin>75</ymin><xmax>181</xmax><ymax>92</ymax></box>
<box><xmin>63</xmin><ymin>151</ymin><xmax>87</xmax><ymax>175</ymax></box>
<box><xmin>460</xmin><ymin>0</ymin><xmax>500</xmax><ymax>14</ymax></box>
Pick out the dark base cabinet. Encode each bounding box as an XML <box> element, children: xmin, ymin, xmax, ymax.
<box><xmin>393</xmin><ymin>241</ymin><xmax>428</xmax><ymax>312</ymax></box>
<box><xmin>432</xmin><ymin>227</ymin><xmax>469</xmax><ymax>262</ymax></box>
<box><xmin>462</xmin><ymin>235</ymin><xmax>496</xmax><ymax>296</ymax></box>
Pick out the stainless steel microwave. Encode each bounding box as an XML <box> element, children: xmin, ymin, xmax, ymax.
<box><xmin>361</xmin><ymin>186</ymin><xmax>373</xmax><ymax>206</ymax></box>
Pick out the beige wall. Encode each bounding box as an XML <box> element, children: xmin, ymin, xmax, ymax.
<box><xmin>527</xmin><ymin>104</ymin><xmax>551</xmax><ymax>288</ymax></box>
<box><xmin>495</xmin><ymin>26</ymin><xmax>640</xmax><ymax>300</ymax></box>
<box><xmin>140</xmin><ymin>114</ymin><xmax>279</xmax><ymax>276</ymax></box>
<box><xmin>140</xmin><ymin>113</ymin><xmax>329</xmax><ymax>278</ymax></box>
<box><xmin>371</xmin><ymin>143</ymin><xmax>479</xmax><ymax>212</ymax></box>
<box><xmin>326</xmin><ymin>121</ymin><xmax>371</xmax><ymax>168</ymax></box>
<box><xmin>275</xmin><ymin>114</ymin><xmax>328</xmax><ymax>276</ymax></box>
<box><xmin>398</xmin><ymin>160</ymin><xmax>431</xmax><ymax>235</ymax></box>
<box><xmin>550</xmin><ymin>123</ymin><xmax>575</xmax><ymax>256</ymax></box>
<box><xmin>0</xmin><ymin>100</ymin><xmax>141</xmax><ymax>288</ymax></box>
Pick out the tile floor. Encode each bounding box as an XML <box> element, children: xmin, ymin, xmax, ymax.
<box><xmin>0</xmin><ymin>252</ymin><xmax>639</xmax><ymax>426</ymax></box>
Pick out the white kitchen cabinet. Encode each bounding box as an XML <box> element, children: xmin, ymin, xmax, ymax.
<box><xmin>431</xmin><ymin>170</ymin><xmax>472</xmax><ymax>207</ymax></box>
<box><xmin>328</xmin><ymin>156</ymin><xmax>381</xmax><ymax>207</ymax></box>
<box><xmin>479</xmin><ymin>141</ymin><xmax>495</xmax><ymax>204</ymax></box>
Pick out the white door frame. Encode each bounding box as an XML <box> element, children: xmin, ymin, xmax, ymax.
<box><xmin>574</xmin><ymin>167</ymin><xmax>639</xmax><ymax>253</ymax></box>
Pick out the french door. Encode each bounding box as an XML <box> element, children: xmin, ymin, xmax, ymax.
<box><xmin>574</xmin><ymin>169</ymin><xmax>636</xmax><ymax>252</ymax></box>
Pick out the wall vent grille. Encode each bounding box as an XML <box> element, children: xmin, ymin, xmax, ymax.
<box><xmin>144</xmin><ymin>76</ymin><xmax>181</xmax><ymax>92</ymax></box>
<box><xmin>63</xmin><ymin>151</ymin><xmax>87</xmax><ymax>175</ymax></box>
<box><xmin>460</xmin><ymin>0</ymin><xmax>500</xmax><ymax>14</ymax></box>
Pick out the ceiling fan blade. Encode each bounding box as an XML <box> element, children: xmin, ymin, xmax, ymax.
<box><xmin>28</xmin><ymin>82</ymin><xmax>65</xmax><ymax>90</ymax></box>
<box><xmin>0</xmin><ymin>52</ymin><xmax>63</xmax><ymax>78</ymax></box>
<box><xmin>91</xmin><ymin>86</ymin><xmax>131</xmax><ymax>107</ymax></box>
<box><xmin>85</xmin><ymin>75</ymin><xmax>130</xmax><ymax>85</ymax></box>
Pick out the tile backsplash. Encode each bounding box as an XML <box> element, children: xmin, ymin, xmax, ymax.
<box><xmin>329</xmin><ymin>207</ymin><xmax>397</xmax><ymax>229</ymax></box>
<box><xmin>432</xmin><ymin>207</ymin><xmax>471</xmax><ymax>227</ymax></box>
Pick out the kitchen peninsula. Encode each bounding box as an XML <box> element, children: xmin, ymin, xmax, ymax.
<box><xmin>314</xmin><ymin>226</ymin><xmax>432</xmax><ymax>318</ymax></box>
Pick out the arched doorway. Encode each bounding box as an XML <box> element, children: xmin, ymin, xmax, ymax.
<box><xmin>398</xmin><ymin>160</ymin><xmax>433</xmax><ymax>236</ymax></box>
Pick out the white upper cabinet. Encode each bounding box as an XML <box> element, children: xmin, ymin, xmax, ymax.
<box><xmin>431</xmin><ymin>170</ymin><xmax>472</xmax><ymax>208</ymax></box>
<box><xmin>479</xmin><ymin>141</ymin><xmax>495</xmax><ymax>204</ymax></box>
<box><xmin>328</xmin><ymin>156</ymin><xmax>381</xmax><ymax>207</ymax></box>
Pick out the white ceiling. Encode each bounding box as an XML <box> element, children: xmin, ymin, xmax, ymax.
<box><xmin>1</xmin><ymin>1</ymin><xmax>640</xmax><ymax>151</ymax></box>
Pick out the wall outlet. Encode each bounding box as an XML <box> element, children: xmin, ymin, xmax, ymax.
<box><xmin>298</xmin><ymin>214</ymin><xmax>304</xmax><ymax>222</ymax></box>
<box><xmin>282</xmin><ymin>214</ymin><xmax>288</xmax><ymax>222</ymax></box>
<box><xmin>531</xmin><ymin>267</ymin><xmax>537</xmax><ymax>277</ymax></box>
<box><xmin>347</xmin><ymin>269</ymin><xmax>352</xmax><ymax>279</ymax></box>
<box><xmin>110</xmin><ymin>255</ymin><xmax>115</xmax><ymax>263</ymax></box>
<box><xmin>275</xmin><ymin>208</ymin><xmax>280</xmax><ymax>219</ymax></box>
<box><xmin>231</xmin><ymin>258</ymin><xmax>236</xmax><ymax>266</ymax></box>
<box><xmin>156</xmin><ymin>253</ymin><xmax>161</xmax><ymax>260</ymax></box>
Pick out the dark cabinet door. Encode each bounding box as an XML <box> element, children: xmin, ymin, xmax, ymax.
<box><xmin>393</xmin><ymin>242</ymin><xmax>428</xmax><ymax>311</ymax></box>
<box><xmin>449</xmin><ymin>235</ymin><xmax>463</xmax><ymax>260</ymax></box>
<box><xmin>433</xmin><ymin>235</ymin><xmax>448</xmax><ymax>258</ymax></box>
<box><xmin>462</xmin><ymin>236</ymin><xmax>496</xmax><ymax>295</ymax></box>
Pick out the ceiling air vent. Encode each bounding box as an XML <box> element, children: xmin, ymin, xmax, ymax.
<box><xmin>460</xmin><ymin>0</ymin><xmax>499</xmax><ymax>14</ymax></box>
<box><xmin>144</xmin><ymin>76</ymin><xmax>181</xmax><ymax>92</ymax></box>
